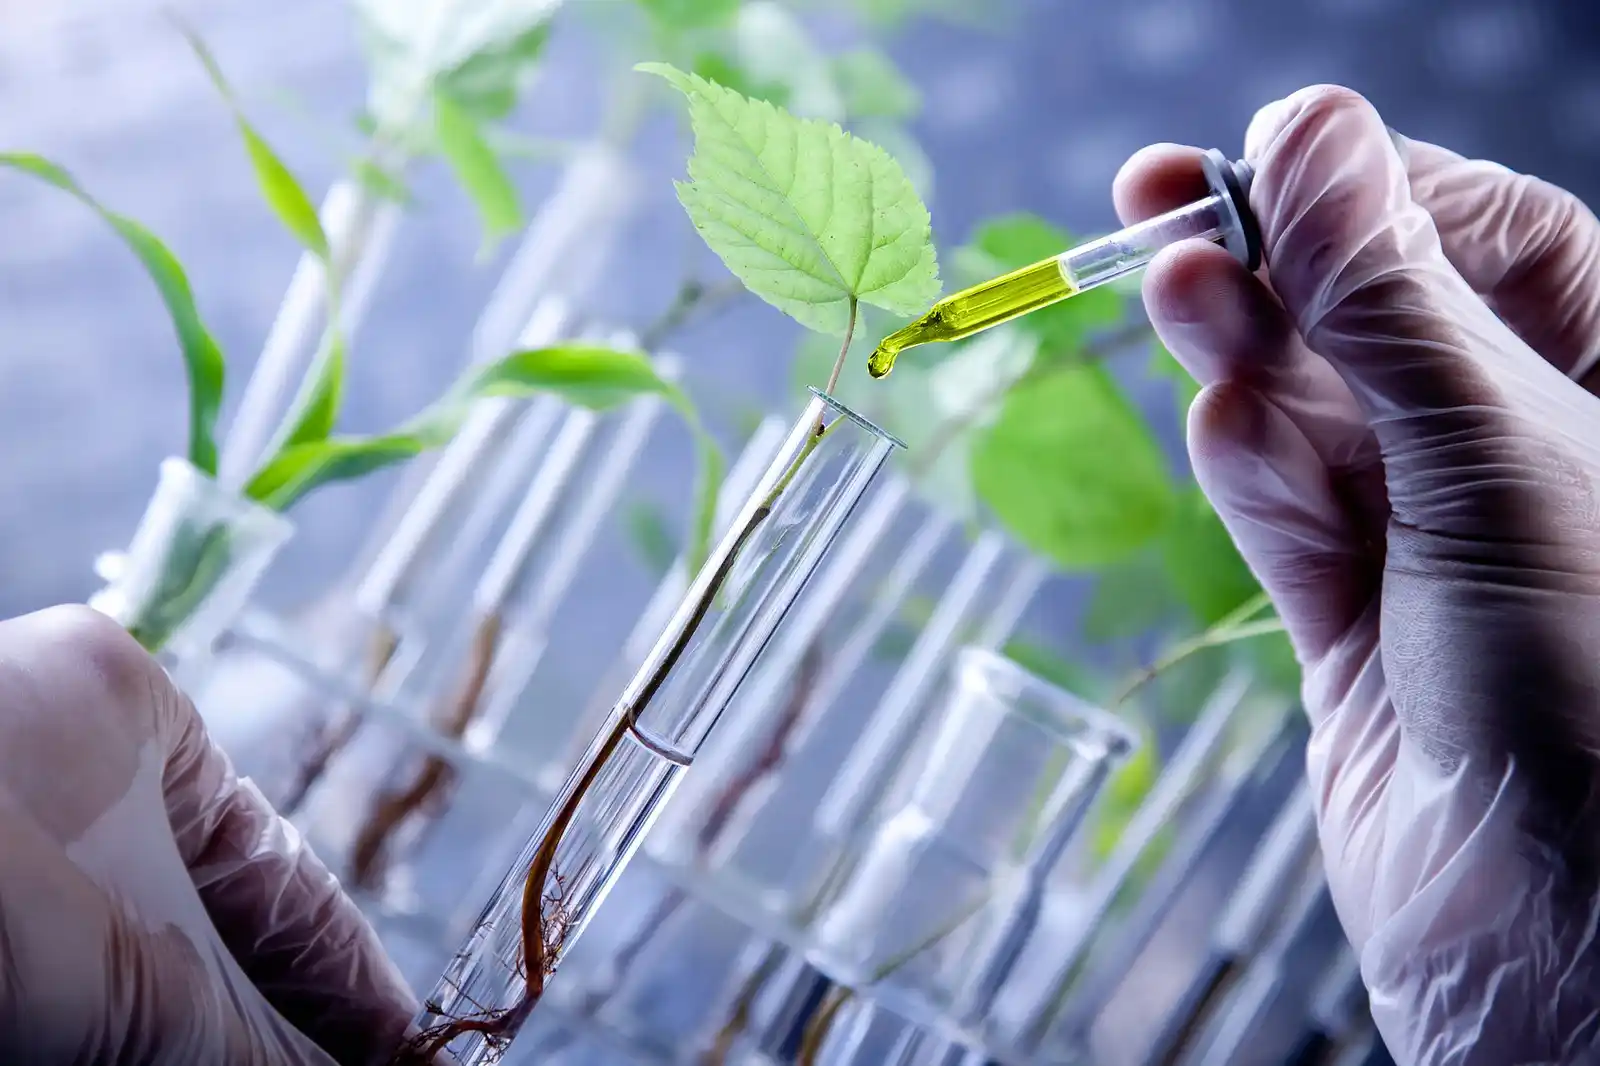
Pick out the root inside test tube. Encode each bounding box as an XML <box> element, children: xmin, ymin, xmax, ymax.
<box><xmin>396</xmin><ymin>392</ymin><xmax>899</xmax><ymax>1065</ymax></box>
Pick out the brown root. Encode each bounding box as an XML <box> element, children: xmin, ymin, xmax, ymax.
<box><xmin>347</xmin><ymin>614</ymin><xmax>503</xmax><ymax>890</ymax></box>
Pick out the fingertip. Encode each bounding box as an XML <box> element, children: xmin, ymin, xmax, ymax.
<box><xmin>1112</xmin><ymin>143</ymin><xmax>1209</xmax><ymax>226</ymax></box>
<box><xmin>1143</xmin><ymin>240</ymin><xmax>1297</xmax><ymax>386</ymax></box>
<box><xmin>1244</xmin><ymin>84</ymin><xmax>1379</xmax><ymax>164</ymax></box>
<box><xmin>1187</xmin><ymin>379</ymin><xmax>1273</xmax><ymax>467</ymax></box>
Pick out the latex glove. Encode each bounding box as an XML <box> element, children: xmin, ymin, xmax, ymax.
<box><xmin>0</xmin><ymin>605</ymin><xmax>418</xmax><ymax>1064</ymax></box>
<box><xmin>1116</xmin><ymin>87</ymin><xmax>1600</xmax><ymax>1063</ymax></box>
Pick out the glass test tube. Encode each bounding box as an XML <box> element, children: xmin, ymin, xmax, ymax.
<box><xmin>1182</xmin><ymin>873</ymin><xmax>1337</xmax><ymax>1066</ymax></box>
<box><xmin>1140</xmin><ymin>785</ymin><xmax>1323</xmax><ymax>1066</ymax></box>
<box><xmin>402</xmin><ymin>391</ymin><xmax>900</xmax><ymax>1065</ymax></box>
<box><xmin>988</xmin><ymin>670</ymin><xmax>1272</xmax><ymax>1058</ymax></box>
<box><xmin>541</xmin><ymin>415</ymin><xmax>794</xmax><ymax>793</ymax></box>
<box><xmin>806</xmin><ymin>647</ymin><xmax>1137</xmax><ymax>1021</ymax></box>
<box><xmin>1009</xmin><ymin>713</ymin><xmax>1312</xmax><ymax>1063</ymax></box>
<box><xmin>643</xmin><ymin>500</ymin><xmax>957</xmax><ymax>906</ymax></box>
<box><xmin>443</xmin><ymin>416</ymin><xmax>793</xmax><ymax>943</ymax></box>
<box><xmin>682</xmin><ymin>555</ymin><xmax>1050</xmax><ymax>1066</ymax></box>
<box><xmin>525</xmin><ymin>480</ymin><xmax>931</xmax><ymax>1057</ymax></box>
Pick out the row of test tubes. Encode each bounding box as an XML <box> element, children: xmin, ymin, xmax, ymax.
<box><xmin>148</xmin><ymin>137</ymin><xmax>1392</xmax><ymax>1066</ymax></box>
<box><xmin>183</xmin><ymin>374</ymin><xmax>1389</xmax><ymax>1066</ymax></box>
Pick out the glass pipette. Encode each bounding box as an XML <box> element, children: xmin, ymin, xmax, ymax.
<box><xmin>867</xmin><ymin>149</ymin><xmax>1261</xmax><ymax>378</ymax></box>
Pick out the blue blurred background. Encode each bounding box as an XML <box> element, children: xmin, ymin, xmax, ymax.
<box><xmin>0</xmin><ymin>0</ymin><xmax>1595</xmax><ymax>616</ymax></box>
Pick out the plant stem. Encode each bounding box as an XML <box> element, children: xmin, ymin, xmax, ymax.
<box><xmin>397</xmin><ymin>416</ymin><xmax>838</xmax><ymax>1063</ymax></box>
<box><xmin>279</xmin><ymin>624</ymin><xmax>399</xmax><ymax>816</ymax></box>
<box><xmin>823</xmin><ymin>298</ymin><xmax>859</xmax><ymax>400</ymax></box>
<box><xmin>639</xmin><ymin>277</ymin><xmax>746</xmax><ymax>351</ymax></box>
<box><xmin>1105</xmin><ymin>594</ymin><xmax>1282</xmax><ymax>713</ymax></box>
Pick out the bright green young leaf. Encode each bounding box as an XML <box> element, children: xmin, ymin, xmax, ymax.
<box><xmin>972</xmin><ymin>364</ymin><xmax>1177</xmax><ymax>570</ymax></box>
<box><xmin>849</xmin><ymin>119</ymin><xmax>935</xmax><ymax>206</ymax></box>
<box><xmin>1159</xmin><ymin>487</ymin><xmax>1259</xmax><ymax>628</ymax></box>
<box><xmin>831</xmin><ymin>48</ymin><xmax>920</xmax><ymax>120</ymax></box>
<box><xmin>277</xmin><ymin>332</ymin><xmax>347</xmax><ymax>449</ymax></box>
<box><xmin>434</xmin><ymin>93</ymin><xmax>523</xmax><ymax>254</ymax></box>
<box><xmin>244</xmin><ymin>427</ymin><xmax>454</xmax><ymax>511</ymax></box>
<box><xmin>1</xmin><ymin>153</ymin><xmax>227</xmax><ymax>475</ymax></box>
<box><xmin>456</xmin><ymin>343</ymin><xmax>725</xmax><ymax>569</ymax></box>
<box><xmin>639</xmin><ymin>62</ymin><xmax>941</xmax><ymax>336</ymax></box>
<box><xmin>248</xmin><ymin>343</ymin><xmax>703</xmax><ymax>511</ymax></box>
<box><xmin>637</xmin><ymin>0</ymin><xmax>741</xmax><ymax>31</ymax></box>
<box><xmin>434</xmin><ymin>20</ymin><xmax>552</xmax><ymax>121</ymax></box>
<box><xmin>180</xmin><ymin>27</ymin><xmax>330</xmax><ymax>261</ymax></box>
<box><xmin>456</xmin><ymin>344</ymin><xmax>682</xmax><ymax>409</ymax></box>
<box><xmin>961</xmin><ymin>213</ymin><xmax>1125</xmax><ymax>355</ymax></box>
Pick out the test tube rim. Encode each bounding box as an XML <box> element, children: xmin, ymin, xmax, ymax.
<box><xmin>955</xmin><ymin>645</ymin><xmax>1138</xmax><ymax>759</ymax></box>
<box><xmin>807</xmin><ymin>386</ymin><xmax>906</xmax><ymax>451</ymax></box>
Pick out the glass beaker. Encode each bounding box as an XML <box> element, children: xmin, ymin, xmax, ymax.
<box><xmin>802</xmin><ymin>647</ymin><xmax>1137</xmax><ymax>1028</ymax></box>
<box><xmin>399</xmin><ymin>390</ymin><xmax>901</xmax><ymax>1065</ymax></box>
<box><xmin>89</xmin><ymin>456</ymin><xmax>294</xmax><ymax>660</ymax></box>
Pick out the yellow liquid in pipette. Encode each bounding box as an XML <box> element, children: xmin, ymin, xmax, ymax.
<box><xmin>867</xmin><ymin>255</ymin><xmax>1077</xmax><ymax>378</ymax></box>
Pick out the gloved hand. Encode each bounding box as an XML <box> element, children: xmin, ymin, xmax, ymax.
<box><xmin>1116</xmin><ymin>87</ymin><xmax>1600</xmax><ymax>1062</ymax></box>
<box><xmin>0</xmin><ymin>605</ymin><xmax>417</xmax><ymax>1064</ymax></box>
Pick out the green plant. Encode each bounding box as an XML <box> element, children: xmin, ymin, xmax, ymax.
<box><xmin>394</xmin><ymin>56</ymin><xmax>943</xmax><ymax>1066</ymax></box>
<box><xmin>1</xmin><ymin>33</ymin><xmax>722</xmax><ymax>654</ymax></box>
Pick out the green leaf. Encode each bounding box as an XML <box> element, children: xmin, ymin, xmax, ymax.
<box><xmin>456</xmin><ymin>344</ymin><xmax>682</xmax><ymax>410</ymax></box>
<box><xmin>972</xmin><ymin>364</ymin><xmax>1177</xmax><ymax>570</ymax></box>
<box><xmin>962</xmin><ymin>213</ymin><xmax>1125</xmax><ymax>355</ymax></box>
<box><xmin>831</xmin><ymin>48</ymin><xmax>920</xmax><ymax>120</ymax></box>
<box><xmin>248</xmin><ymin>344</ymin><xmax>692</xmax><ymax>510</ymax></box>
<box><xmin>886</xmin><ymin>326</ymin><xmax>1036</xmax><ymax>523</ymax></box>
<box><xmin>180</xmin><ymin>26</ymin><xmax>329</xmax><ymax>261</ymax></box>
<box><xmin>245</xmin><ymin>428</ymin><xmax>453</xmax><ymax>511</ymax></box>
<box><xmin>637</xmin><ymin>0</ymin><xmax>741</xmax><ymax>31</ymax></box>
<box><xmin>625</xmin><ymin>500</ymin><xmax>680</xmax><ymax>577</ymax></box>
<box><xmin>1083</xmin><ymin>549</ymin><xmax>1178</xmax><ymax>642</ymax></box>
<box><xmin>434</xmin><ymin>20</ymin><xmax>552</xmax><ymax>122</ymax></box>
<box><xmin>849</xmin><ymin>119</ymin><xmax>935</xmax><ymax>207</ymax></box>
<box><xmin>434</xmin><ymin>92</ymin><xmax>522</xmax><ymax>254</ymax></box>
<box><xmin>1159</xmin><ymin>487</ymin><xmax>1260</xmax><ymax>628</ymax></box>
<box><xmin>1</xmin><ymin>153</ymin><xmax>226</xmax><ymax>475</ymax></box>
<box><xmin>277</xmin><ymin>332</ymin><xmax>347</xmax><ymax>448</ymax></box>
<box><xmin>639</xmin><ymin>62</ymin><xmax>941</xmax><ymax>336</ymax></box>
